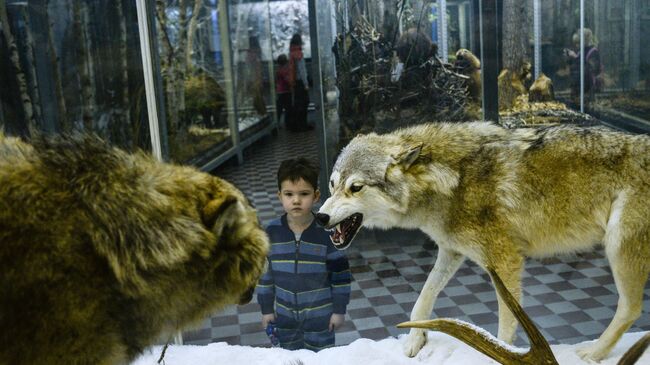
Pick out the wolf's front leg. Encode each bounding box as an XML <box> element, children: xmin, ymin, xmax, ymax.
<box><xmin>492</xmin><ymin>260</ymin><xmax>524</xmax><ymax>344</ymax></box>
<box><xmin>403</xmin><ymin>248</ymin><xmax>464</xmax><ymax>357</ymax></box>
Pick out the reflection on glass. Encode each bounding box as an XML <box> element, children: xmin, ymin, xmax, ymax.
<box><xmin>588</xmin><ymin>1</ymin><xmax>649</xmax><ymax>131</ymax></box>
<box><xmin>0</xmin><ymin>0</ymin><xmax>150</xmax><ymax>151</ymax></box>
<box><xmin>269</xmin><ymin>0</ymin><xmax>311</xmax><ymax>60</ymax></box>
<box><xmin>228</xmin><ymin>0</ymin><xmax>275</xmax><ymax>136</ymax></box>
<box><xmin>531</xmin><ymin>0</ymin><xmax>648</xmax><ymax>130</ymax></box>
<box><xmin>155</xmin><ymin>0</ymin><xmax>235</xmax><ymax>164</ymax></box>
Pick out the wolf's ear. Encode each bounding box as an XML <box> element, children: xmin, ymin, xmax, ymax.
<box><xmin>393</xmin><ymin>143</ymin><xmax>423</xmax><ymax>170</ymax></box>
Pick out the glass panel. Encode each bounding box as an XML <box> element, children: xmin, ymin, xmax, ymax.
<box><xmin>269</xmin><ymin>0</ymin><xmax>311</xmax><ymax>60</ymax></box>
<box><xmin>446</xmin><ymin>1</ymin><xmax>475</xmax><ymax>58</ymax></box>
<box><xmin>316</xmin><ymin>0</ymin><xmax>483</xmax><ymax>348</ymax></box>
<box><xmin>227</xmin><ymin>0</ymin><xmax>276</xmax><ymax>139</ymax></box>
<box><xmin>326</xmin><ymin>0</ymin><xmax>477</xmax><ymax>157</ymax></box>
<box><xmin>0</xmin><ymin>0</ymin><xmax>151</xmax><ymax>151</ymax></box>
<box><xmin>590</xmin><ymin>0</ymin><xmax>650</xmax><ymax>131</ymax></box>
<box><xmin>155</xmin><ymin>0</ymin><xmax>236</xmax><ymax>164</ymax></box>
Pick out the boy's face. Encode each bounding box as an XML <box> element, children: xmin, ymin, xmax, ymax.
<box><xmin>278</xmin><ymin>178</ymin><xmax>320</xmax><ymax>220</ymax></box>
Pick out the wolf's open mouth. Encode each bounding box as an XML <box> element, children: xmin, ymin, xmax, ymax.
<box><xmin>327</xmin><ymin>213</ymin><xmax>363</xmax><ymax>250</ymax></box>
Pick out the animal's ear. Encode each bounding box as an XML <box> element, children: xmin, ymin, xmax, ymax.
<box><xmin>393</xmin><ymin>143</ymin><xmax>423</xmax><ymax>170</ymax></box>
<box><xmin>202</xmin><ymin>194</ymin><xmax>245</xmax><ymax>238</ymax></box>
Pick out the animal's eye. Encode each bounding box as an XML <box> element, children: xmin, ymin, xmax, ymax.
<box><xmin>350</xmin><ymin>184</ymin><xmax>363</xmax><ymax>193</ymax></box>
<box><xmin>330</xmin><ymin>180</ymin><xmax>334</xmax><ymax>188</ymax></box>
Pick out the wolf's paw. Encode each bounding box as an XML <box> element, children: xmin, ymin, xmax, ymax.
<box><xmin>403</xmin><ymin>329</ymin><xmax>427</xmax><ymax>357</ymax></box>
<box><xmin>576</xmin><ymin>344</ymin><xmax>606</xmax><ymax>363</ymax></box>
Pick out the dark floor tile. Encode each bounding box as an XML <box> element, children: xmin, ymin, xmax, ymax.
<box><xmin>435</xmin><ymin>306</ymin><xmax>465</xmax><ymax>317</ymax></box>
<box><xmin>484</xmin><ymin>300</ymin><xmax>499</xmax><ymax>311</ymax></box>
<box><xmin>411</xmin><ymin>251</ymin><xmax>433</xmax><ymax>259</ymax></box>
<box><xmin>211</xmin><ymin>335</ymin><xmax>241</xmax><ymax>345</ymax></box>
<box><xmin>533</xmin><ymin>292</ymin><xmax>565</xmax><ymax>304</ymax></box>
<box><xmin>367</xmin><ymin>256</ymin><xmax>390</xmax><ymax>264</ymax></box>
<box><xmin>376</xmin><ymin>269</ymin><xmax>401</xmax><ymax>278</ymax></box>
<box><xmin>183</xmin><ymin>328</ymin><xmax>211</xmax><ymax>342</ymax></box>
<box><xmin>582</xmin><ymin>286</ymin><xmax>613</xmax><ymax>297</ymax></box>
<box><xmin>400</xmin><ymin>302</ymin><xmax>415</xmax><ymax>312</ymax></box>
<box><xmin>348</xmin><ymin>307</ymin><xmax>378</xmax><ymax>319</ymax></box>
<box><xmin>368</xmin><ymin>295</ymin><xmax>398</xmax><ymax>306</ymax></box>
<box><xmin>573</xmin><ymin>298</ymin><xmax>603</xmax><ymax>310</ymax></box>
<box><xmin>527</xmin><ymin>267</ymin><xmax>552</xmax><ymax>275</ymax></box>
<box><xmin>457</xmin><ymin>267</ymin><xmax>475</xmax><ymax>277</ymax></box>
<box><xmin>404</xmin><ymin>273</ymin><xmax>428</xmax><ymax>282</ymax></box>
<box><xmin>240</xmin><ymin>322</ymin><xmax>262</xmax><ymax>334</ymax></box>
<box><xmin>469</xmin><ymin>312</ymin><xmax>498</xmax><ymax>325</ymax></box>
<box><xmin>559</xmin><ymin>311</ymin><xmax>593</xmax><ymax>324</ymax></box>
<box><xmin>211</xmin><ymin>315</ymin><xmax>239</xmax><ymax>327</ymax></box>
<box><xmin>545</xmin><ymin>325</ymin><xmax>583</xmax><ymax>340</ymax></box>
<box><xmin>450</xmin><ymin>294</ymin><xmax>480</xmax><ymax>305</ymax></box>
<box><xmin>358</xmin><ymin>279</ymin><xmax>383</xmax><ymax>289</ymax></box>
<box><xmin>383</xmin><ymin>247</ymin><xmax>404</xmax><ymax>255</ymax></box>
<box><xmin>388</xmin><ymin>284</ymin><xmax>413</xmax><ymax>294</ymax></box>
<box><xmin>547</xmin><ymin>281</ymin><xmax>577</xmax><ymax>292</ymax></box>
<box><xmin>525</xmin><ymin>305</ymin><xmax>554</xmax><ymax>317</ymax></box>
<box><xmin>466</xmin><ymin>282</ymin><xmax>494</xmax><ymax>293</ymax></box>
<box><xmin>351</xmin><ymin>265</ymin><xmax>372</xmax><ymax>274</ymax></box>
<box><xmin>337</xmin><ymin>319</ymin><xmax>357</xmax><ymax>332</ymax></box>
<box><xmin>568</xmin><ymin>261</ymin><xmax>595</xmax><ymax>269</ymax></box>
<box><xmin>558</xmin><ymin>271</ymin><xmax>586</xmax><ymax>280</ymax></box>
<box><xmin>394</xmin><ymin>259</ymin><xmax>417</xmax><ymax>268</ymax></box>
<box><xmin>359</xmin><ymin>327</ymin><xmax>391</xmax><ymax>340</ymax></box>
<box><xmin>238</xmin><ymin>302</ymin><xmax>261</xmax><ymax>314</ymax></box>
<box><xmin>381</xmin><ymin>313</ymin><xmax>410</xmax><ymax>326</ymax></box>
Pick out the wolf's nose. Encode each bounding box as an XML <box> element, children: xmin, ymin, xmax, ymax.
<box><xmin>315</xmin><ymin>213</ymin><xmax>330</xmax><ymax>226</ymax></box>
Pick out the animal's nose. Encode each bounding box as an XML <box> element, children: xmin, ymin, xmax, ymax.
<box><xmin>239</xmin><ymin>286</ymin><xmax>255</xmax><ymax>305</ymax></box>
<box><xmin>315</xmin><ymin>213</ymin><xmax>330</xmax><ymax>226</ymax></box>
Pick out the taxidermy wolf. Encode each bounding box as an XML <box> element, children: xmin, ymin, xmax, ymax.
<box><xmin>0</xmin><ymin>134</ymin><xmax>269</xmax><ymax>365</ymax></box>
<box><xmin>316</xmin><ymin>122</ymin><xmax>650</xmax><ymax>362</ymax></box>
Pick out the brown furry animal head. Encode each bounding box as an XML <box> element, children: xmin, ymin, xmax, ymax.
<box><xmin>454</xmin><ymin>48</ymin><xmax>482</xmax><ymax>101</ymax></box>
<box><xmin>0</xmin><ymin>134</ymin><xmax>269</xmax><ymax>365</ymax></box>
<box><xmin>528</xmin><ymin>74</ymin><xmax>555</xmax><ymax>102</ymax></box>
<box><xmin>396</xmin><ymin>28</ymin><xmax>438</xmax><ymax>67</ymax></box>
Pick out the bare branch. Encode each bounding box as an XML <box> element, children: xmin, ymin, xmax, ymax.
<box><xmin>186</xmin><ymin>0</ymin><xmax>204</xmax><ymax>68</ymax></box>
<box><xmin>398</xmin><ymin>267</ymin><xmax>559</xmax><ymax>365</ymax></box>
<box><xmin>0</xmin><ymin>0</ymin><xmax>37</xmax><ymax>134</ymax></box>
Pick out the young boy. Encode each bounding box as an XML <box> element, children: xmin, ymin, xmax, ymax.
<box><xmin>257</xmin><ymin>158</ymin><xmax>351</xmax><ymax>351</ymax></box>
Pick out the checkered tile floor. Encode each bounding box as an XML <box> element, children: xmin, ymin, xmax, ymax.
<box><xmin>183</xmin><ymin>121</ymin><xmax>650</xmax><ymax>349</ymax></box>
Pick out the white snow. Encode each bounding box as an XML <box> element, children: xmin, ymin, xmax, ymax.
<box><xmin>131</xmin><ymin>330</ymin><xmax>649</xmax><ymax>365</ymax></box>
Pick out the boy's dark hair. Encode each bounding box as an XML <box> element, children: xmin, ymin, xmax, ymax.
<box><xmin>277</xmin><ymin>158</ymin><xmax>319</xmax><ymax>191</ymax></box>
<box><xmin>277</xmin><ymin>54</ymin><xmax>288</xmax><ymax>66</ymax></box>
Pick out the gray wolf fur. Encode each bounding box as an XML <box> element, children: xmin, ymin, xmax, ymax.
<box><xmin>0</xmin><ymin>134</ymin><xmax>269</xmax><ymax>365</ymax></box>
<box><xmin>317</xmin><ymin>122</ymin><xmax>650</xmax><ymax>362</ymax></box>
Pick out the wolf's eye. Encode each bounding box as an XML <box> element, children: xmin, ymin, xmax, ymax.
<box><xmin>350</xmin><ymin>184</ymin><xmax>363</xmax><ymax>193</ymax></box>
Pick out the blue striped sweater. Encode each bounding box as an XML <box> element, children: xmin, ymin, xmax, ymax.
<box><xmin>256</xmin><ymin>214</ymin><xmax>351</xmax><ymax>318</ymax></box>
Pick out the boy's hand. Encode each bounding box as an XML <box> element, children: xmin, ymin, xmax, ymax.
<box><xmin>329</xmin><ymin>313</ymin><xmax>345</xmax><ymax>332</ymax></box>
<box><xmin>262</xmin><ymin>313</ymin><xmax>276</xmax><ymax>329</ymax></box>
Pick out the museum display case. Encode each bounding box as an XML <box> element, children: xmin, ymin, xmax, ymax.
<box><xmin>2</xmin><ymin>0</ymin><xmax>649</xmax><ymax>355</ymax></box>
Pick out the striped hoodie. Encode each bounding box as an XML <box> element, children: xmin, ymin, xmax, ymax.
<box><xmin>256</xmin><ymin>214</ymin><xmax>351</xmax><ymax>319</ymax></box>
